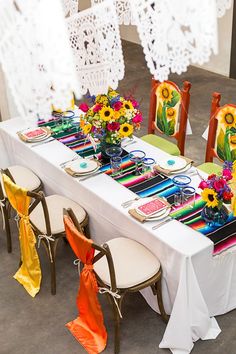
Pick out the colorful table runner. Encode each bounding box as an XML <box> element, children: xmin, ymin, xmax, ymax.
<box><xmin>171</xmin><ymin>195</ymin><xmax>236</xmax><ymax>255</ymax></box>
<box><xmin>38</xmin><ymin>118</ymin><xmax>236</xmax><ymax>255</ymax></box>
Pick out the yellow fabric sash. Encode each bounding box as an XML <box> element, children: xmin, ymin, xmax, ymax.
<box><xmin>3</xmin><ymin>174</ymin><xmax>41</xmax><ymax>297</ymax></box>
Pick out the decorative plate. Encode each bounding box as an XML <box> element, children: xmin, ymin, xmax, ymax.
<box><xmin>68</xmin><ymin>159</ymin><xmax>100</xmax><ymax>174</ymax></box>
<box><xmin>158</xmin><ymin>157</ymin><xmax>187</xmax><ymax>171</ymax></box>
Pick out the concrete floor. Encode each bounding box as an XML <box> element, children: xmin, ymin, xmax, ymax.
<box><xmin>1</xmin><ymin>40</ymin><xmax>236</xmax><ymax>354</ymax></box>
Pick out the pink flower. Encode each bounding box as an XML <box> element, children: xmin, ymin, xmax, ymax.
<box><xmin>79</xmin><ymin>103</ymin><xmax>89</xmax><ymax>113</ymax></box>
<box><xmin>93</xmin><ymin>104</ymin><xmax>102</xmax><ymax>112</ymax></box>
<box><xmin>132</xmin><ymin>113</ymin><xmax>143</xmax><ymax>124</ymax></box>
<box><xmin>113</xmin><ymin>101</ymin><xmax>123</xmax><ymax>111</ymax></box>
<box><xmin>131</xmin><ymin>99</ymin><xmax>139</xmax><ymax>108</ymax></box>
<box><xmin>208</xmin><ymin>174</ymin><xmax>216</xmax><ymax>180</ymax></box>
<box><xmin>213</xmin><ymin>178</ymin><xmax>226</xmax><ymax>192</ymax></box>
<box><xmin>107</xmin><ymin>122</ymin><xmax>120</xmax><ymax>131</ymax></box>
<box><xmin>223</xmin><ymin>168</ymin><xmax>233</xmax><ymax>181</ymax></box>
<box><xmin>198</xmin><ymin>180</ymin><xmax>208</xmax><ymax>190</ymax></box>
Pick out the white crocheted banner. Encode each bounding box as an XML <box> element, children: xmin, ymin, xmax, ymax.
<box><xmin>92</xmin><ymin>0</ymin><xmax>135</xmax><ymax>25</ymax></box>
<box><xmin>67</xmin><ymin>0</ymin><xmax>124</xmax><ymax>95</ymax></box>
<box><xmin>61</xmin><ymin>0</ymin><xmax>78</xmax><ymax>16</ymax></box>
<box><xmin>0</xmin><ymin>0</ymin><xmax>80</xmax><ymax>123</ymax></box>
<box><xmin>216</xmin><ymin>0</ymin><xmax>232</xmax><ymax>17</ymax></box>
<box><xmin>131</xmin><ymin>0</ymin><xmax>219</xmax><ymax>82</ymax></box>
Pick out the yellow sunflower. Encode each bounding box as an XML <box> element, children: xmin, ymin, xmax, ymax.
<box><xmin>201</xmin><ymin>188</ymin><xmax>219</xmax><ymax>208</ymax></box>
<box><xmin>230</xmin><ymin>135</ymin><xmax>236</xmax><ymax>148</ymax></box>
<box><xmin>158</xmin><ymin>83</ymin><xmax>172</xmax><ymax>102</ymax></box>
<box><xmin>220</xmin><ymin>106</ymin><xmax>236</xmax><ymax>128</ymax></box>
<box><xmin>100</xmin><ymin>106</ymin><xmax>114</xmax><ymax>121</ymax></box>
<box><xmin>123</xmin><ymin>100</ymin><xmax>134</xmax><ymax>111</ymax></box>
<box><xmin>82</xmin><ymin>123</ymin><xmax>92</xmax><ymax>135</ymax></box>
<box><xmin>166</xmin><ymin>107</ymin><xmax>177</xmax><ymax>120</ymax></box>
<box><xmin>119</xmin><ymin>123</ymin><xmax>133</xmax><ymax>137</ymax></box>
<box><xmin>113</xmin><ymin>111</ymin><xmax>120</xmax><ymax>120</ymax></box>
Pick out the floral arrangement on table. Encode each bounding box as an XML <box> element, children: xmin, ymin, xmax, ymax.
<box><xmin>198</xmin><ymin>161</ymin><xmax>234</xmax><ymax>210</ymax></box>
<box><xmin>78</xmin><ymin>88</ymin><xmax>143</xmax><ymax>144</ymax></box>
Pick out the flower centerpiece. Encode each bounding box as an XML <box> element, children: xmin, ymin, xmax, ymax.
<box><xmin>78</xmin><ymin>88</ymin><xmax>143</xmax><ymax>159</ymax></box>
<box><xmin>198</xmin><ymin>161</ymin><xmax>234</xmax><ymax>226</ymax></box>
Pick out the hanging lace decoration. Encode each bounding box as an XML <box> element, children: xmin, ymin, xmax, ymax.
<box><xmin>67</xmin><ymin>0</ymin><xmax>124</xmax><ymax>95</ymax></box>
<box><xmin>131</xmin><ymin>0</ymin><xmax>218</xmax><ymax>82</ymax></box>
<box><xmin>61</xmin><ymin>0</ymin><xmax>78</xmax><ymax>17</ymax></box>
<box><xmin>216</xmin><ymin>0</ymin><xmax>232</xmax><ymax>18</ymax></box>
<box><xmin>0</xmin><ymin>0</ymin><xmax>80</xmax><ymax>124</ymax></box>
<box><xmin>92</xmin><ymin>0</ymin><xmax>135</xmax><ymax>25</ymax></box>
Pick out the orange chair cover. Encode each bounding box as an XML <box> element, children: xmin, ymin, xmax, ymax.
<box><xmin>64</xmin><ymin>215</ymin><xmax>107</xmax><ymax>354</ymax></box>
<box><xmin>2</xmin><ymin>174</ymin><xmax>41</xmax><ymax>297</ymax></box>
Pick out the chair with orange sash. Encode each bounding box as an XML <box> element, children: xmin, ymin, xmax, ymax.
<box><xmin>141</xmin><ymin>78</ymin><xmax>191</xmax><ymax>156</ymax></box>
<box><xmin>2</xmin><ymin>173</ymin><xmax>89</xmax><ymax>296</ymax></box>
<box><xmin>0</xmin><ymin>165</ymin><xmax>42</xmax><ymax>253</ymax></box>
<box><xmin>64</xmin><ymin>208</ymin><xmax>168</xmax><ymax>354</ymax></box>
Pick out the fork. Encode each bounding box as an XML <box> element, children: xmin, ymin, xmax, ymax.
<box><xmin>121</xmin><ymin>196</ymin><xmax>141</xmax><ymax>208</ymax></box>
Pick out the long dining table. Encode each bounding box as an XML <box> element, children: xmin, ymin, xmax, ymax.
<box><xmin>2</xmin><ymin>117</ymin><xmax>236</xmax><ymax>354</ymax></box>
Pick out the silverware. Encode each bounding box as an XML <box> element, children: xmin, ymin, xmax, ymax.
<box><xmin>121</xmin><ymin>197</ymin><xmax>141</xmax><ymax>208</ymax></box>
<box><xmin>152</xmin><ymin>217</ymin><xmax>172</xmax><ymax>230</ymax></box>
<box><xmin>122</xmin><ymin>140</ymin><xmax>137</xmax><ymax>148</ymax></box>
<box><xmin>60</xmin><ymin>156</ymin><xmax>78</xmax><ymax>167</ymax></box>
<box><xmin>79</xmin><ymin>170</ymin><xmax>104</xmax><ymax>181</ymax></box>
<box><xmin>31</xmin><ymin>138</ymin><xmax>55</xmax><ymax>148</ymax></box>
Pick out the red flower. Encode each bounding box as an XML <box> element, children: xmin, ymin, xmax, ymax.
<box><xmin>132</xmin><ymin>113</ymin><xmax>143</xmax><ymax>124</ymax></box>
<box><xmin>113</xmin><ymin>101</ymin><xmax>123</xmax><ymax>111</ymax></box>
<box><xmin>79</xmin><ymin>103</ymin><xmax>89</xmax><ymax>113</ymax></box>
<box><xmin>131</xmin><ymin>99</ymin><xmax>139</xmax><ymax>108</ymax></box>
<box><xmin>198</xmin><ymin>180</ymin><xmax>208</xmax><ymax>190</ymax></box>
<box><xmin>223</xmin><ymin>191</ymin><xmax>233</xmax><ymax>201</ymax></box>
<box><xmin>93</xmin><ymin>104</ymin><xmax>102</xmax><ymax>112</ymax></box>
<box><xmin>107</xmin><ymin>122</ymin><xmax>120</xmax><ymax>131</ymax></box>
<box><xmin>208</xmin><ymin>174</ymin><xmax>216</xmax><ymax>180</ymax></box>
<box><xmin>213</xmin><ymin>178</ymin><xmax>226</xmax><ymax>192</ymax></box>
<box><xmin>223</xmin><ymin>168</ymin><xmax>233</xmax><ymax>181</ymax></box>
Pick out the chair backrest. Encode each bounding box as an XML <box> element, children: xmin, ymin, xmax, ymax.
<box><xmin>205</xmin><ymin>92</ymin><xmax>236</xmax><ymax>163</ymax></box>
<box><xmin>1</xmin><ymin>168</ymin><xmax>52</xmax><ymax>235</ymax></box>
<box><xmin>148</xmin><ymin>78</ymin><xmax>191</xmax><ymax>155</ymax></box>
<box><xmin>64</xmin><ymin>208</ymin><xmax>117</xmax><ymax>291</ymax></box>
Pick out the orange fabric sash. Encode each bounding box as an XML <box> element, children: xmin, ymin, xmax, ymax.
<box><xmin>64</xmin><ymin>215</ymin><xmax>107</xmax><ymax>354</ymax></box>
<box><xmin>2</xmin><ymin>174</ymin><xmax>41</xmax><ymax>297</ymax></box>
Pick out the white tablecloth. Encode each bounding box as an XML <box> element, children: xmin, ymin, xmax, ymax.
<box><xmin>3</xmin><ymin>117</ymin><xmax>236</xmax><ymax>353</ymax></box>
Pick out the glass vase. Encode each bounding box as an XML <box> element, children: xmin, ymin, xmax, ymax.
<box><xmin>100</xmin><ymin>138</ymin><xmax>121</xmax><ymax>162</ymax></box>
<box><xmin>201</xmin><ymin>204</ymin><xmax>229</xmax><ymax>227</ymax></box>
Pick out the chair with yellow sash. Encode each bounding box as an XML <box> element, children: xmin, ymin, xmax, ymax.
<box><xmin>141</xmin><ymin>79</ymin><xmax>191</xmax><ymax>156</ymax></box>
<box><xmin>64</xmin><ymin>208</ymin><xmax>168</xmax><ymax>354</ymax></box>
<box><xmin>198</xmin><ymin>92</ymin><xmax>236</xmax><ymax>174</ymax></box>
<box><xmin>2</xmin><ymin>174</ymin><xmax>89</xmax><ymax>296</ymax></box>
<box><xmin>0</xmin><ymin>166</ymin><xmax>42</xmax><ymax>253</ymax></box>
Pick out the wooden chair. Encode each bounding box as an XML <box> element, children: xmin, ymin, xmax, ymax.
<box><xmin>64</xmin><ymin>208</ymin><xmax>168</xmax><ymax>354</ymax></box>
<box><xmin>0</xmin><ymin>166</ymin><xmax>42</xmax><ymax>253</ymax></box>
<box><xmin>198</xmin><ymin>92</ymin><xmax>236</xmax><ymax>174</ymax></box>
<box><xmin>2</xmin><ymin>173</ymin><xmax>89</xmax><ymax>295</ymax></box>
<box><xmin>141</xmin><ymin>78</ymin><xmax>191</xmax><ymax>156</ymax></box>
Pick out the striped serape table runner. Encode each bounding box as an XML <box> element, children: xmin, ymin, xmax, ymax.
<box><xmin>171</xmin><ymin>195</ymin><xmax>236</xmax><ymax>255</ymax></box>
<box><xmin>38</xmin><ymin>119</ymin><xmax>236</xmax><ymax>255</ymax></box>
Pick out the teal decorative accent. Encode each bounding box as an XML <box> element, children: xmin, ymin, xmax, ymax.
<box><xmin>80</xmin><ymin>162</ymin><xmax>88</xmax><ymax>168</ymax></box>
<box><xmin>167</xmin><ymin>159</ymin><xmax>175</xmax><ymax>166</ymax></box>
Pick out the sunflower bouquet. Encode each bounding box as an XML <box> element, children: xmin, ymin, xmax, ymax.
<box><xmin>198</xmin><ymin>161</ymin><xmax>234</xmax><ymax>209</ymax></box>
<box><xmin>78</xmin><ymin>88</ymin><xmax>143</xmax><ymax>144</ymax></box>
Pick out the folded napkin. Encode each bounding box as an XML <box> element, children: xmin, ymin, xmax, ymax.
<box><xmin>128</xmin><ymin>198</ymin><xmax>171</xmax><ymax>223</ymax></box>
<box><xmin>18</xmin><ymin>127</ymin><xmax>51</xmax><ymax>142</ymax></box>
<box><xmin>154</xmin><ymin>156</ymin><xmax>194</xmax><ymax>175</ymax></box>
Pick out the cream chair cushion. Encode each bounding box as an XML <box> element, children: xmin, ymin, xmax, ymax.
<box><xmin>30</xmin><ymin>195</ymin><xmax>86</xmax><ymax>235</ymax></box>
<box><xmin>94</xmin><ymin>237</ymin><xmax>160</xmax><ymax>289</ymax></box>
<box><xmin>1</xmin><ymin>165</ymin><xmax>41</xmax><ymax>196</ymax></box>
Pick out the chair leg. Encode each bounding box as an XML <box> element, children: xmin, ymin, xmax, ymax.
<box><xmin>109</xmin><ymin>293</ymin><xmax>123</xmax><ymax>354</ymax></box>
<box><xmin>3</xmin><ymin>205</ymin><xmax>12</xmax><ymax>253</ymax></box>
<box><xmin>42</xmin><ymin>238</ymin><xmax>58</xmax><ymax>295</ymax></box>
<box><xmin>155</xmin><ymin>279</ymin><xmax>169</xmax><ymax>323</ymax></box>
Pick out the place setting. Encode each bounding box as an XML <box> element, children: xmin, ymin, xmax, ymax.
<box><xmin>153</xmin><ymin>155</ymin><xmax>194</xmax><ymax>175</ymax></box>
<box><xmin>63</xmin><ymin>157</ymin><xmax>102</xmax><ymax>180</ymax></box>
<box><xmin>17</xmin><ymin>126</ymin><xmax>54</xmax><ymax>147</ymax></box>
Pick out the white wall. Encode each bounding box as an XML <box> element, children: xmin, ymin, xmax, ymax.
<box><xmin>119</xmin><ymin>6</ymin><xmax>234</xmax><ymax>77</ymax></box>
